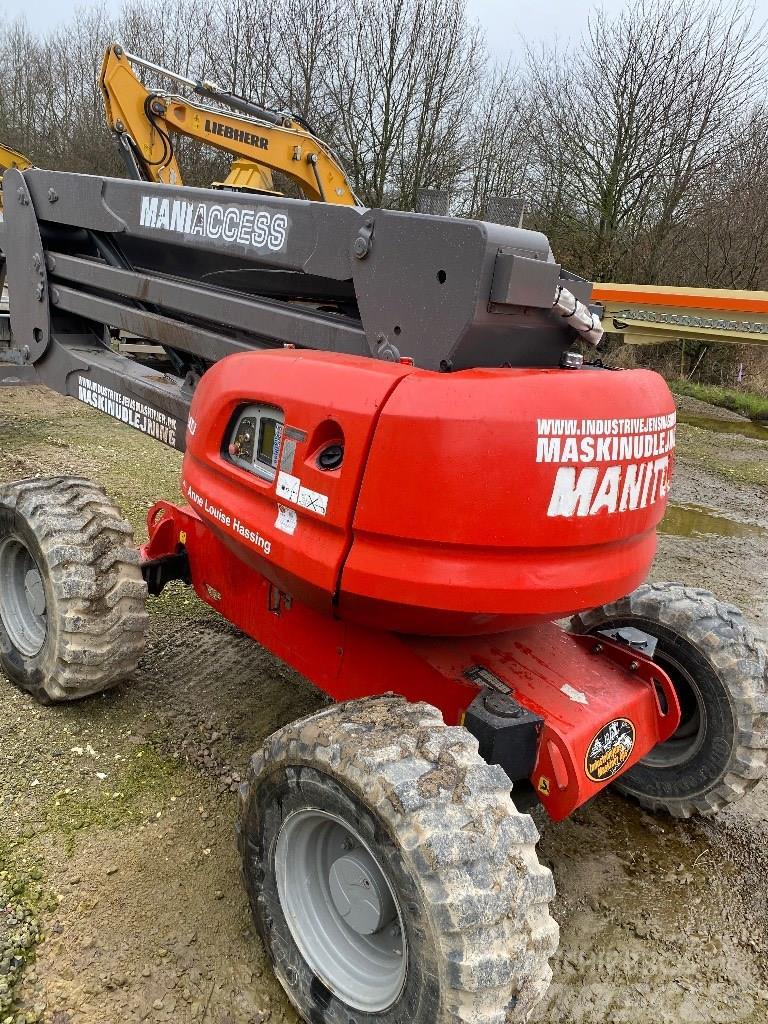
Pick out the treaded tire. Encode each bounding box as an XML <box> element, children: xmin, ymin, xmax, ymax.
<box><xmin>572</xmin><ymin>582</ymin><xmax>768</xmax><ymax>817</ymax></box>
<box><xmin>0</xmin><ymin>476</ymin><xmax>148</xmax><ymax>703</ymax></box>
<box><xmin>238</xmin><ymin>695</ymin><xmax>558</xmax><ymax>1024</ymax></box>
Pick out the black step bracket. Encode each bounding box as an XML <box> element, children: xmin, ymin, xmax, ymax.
<box><xmin>597</xmin><ymin>625</ymin><xmax>658</xmax><ymax>659</ymax></box>
<box><xmin>463</xmin><ymin>689</ymin><xmax>544</xmax><ymax>784</ymax></box>
<box><xmin>141</xmin><ymin>549</ymin><xmax>191</xmax><ymax>595</ymax></box>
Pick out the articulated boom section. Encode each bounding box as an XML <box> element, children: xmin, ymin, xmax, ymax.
<box><xmin>1</xmin><ymin>167</ymin><xmax>590</xmax><ymax>448</ymax></box>
<box><xmin>1</xmin><ymin>166</ymin><xmax>682</xmax><ymax>818</ymax></box>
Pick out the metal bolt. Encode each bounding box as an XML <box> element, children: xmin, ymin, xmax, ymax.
<box><xmin>22</xmin><ymin>346</ymin><xmax>30</xmax><ymax>363</ymax></box>
<box><xmin>592</xmin><ymin>642</ymin><xmax>604</xmax><ymax>654</ymax></box>
<box><xmin>353</xmin><ymin>236</ymin><xmax>370</xmax><ymax>259</ymax></box>
<box><xmin>32</xmin><ymin>253</ymin><xmax>41</xmax><ymax>270</ymax></box>
<box><xmin>629</xmin><ymin>660</ymin><xmax>639</xmax><ymax>672</ymax></box>
<box><xmin>115</xmin><ymin>119</ymin><xmax>125</xmax><ymax>132</ymax></box>
<box><xmin>35</xmin><ymin>283</ymin><xmax>44</xmax><ymax>301</ymax></box>
<box><xmin>47</xmin><ymin>188</ymin><xmax>58</xmax><ymax>203</ymax></box>
<box><xmin>560</xmin><ymin>350</ymin><xmax>584</xmax><ymax>369</ymax></box>
<box><xmin>17</xmin><ymin>188</ymin><xmax>28</xmax><ymax>206</ymax></box>
<box><xmin>341</xmin><ymin>837</ymin><xmax>354</xmax><ymax>851</ymax></box>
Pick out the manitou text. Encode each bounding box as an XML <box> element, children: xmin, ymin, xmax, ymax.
<box><xmin>537</xmin><ymin>413</ymin><xmax>676</xmax><ymax>518</ymax></box>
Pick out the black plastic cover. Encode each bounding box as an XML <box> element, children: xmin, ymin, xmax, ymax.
<box><xmin>463</xmin><ymin>690</ymin><xmax>544</xmax><ymax>784</ymax></box>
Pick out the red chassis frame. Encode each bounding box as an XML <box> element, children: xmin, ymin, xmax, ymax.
<box><xmin>142</xmin><ymin>500</ymin><xmax>680</xmax><ymax>821</ymax></box>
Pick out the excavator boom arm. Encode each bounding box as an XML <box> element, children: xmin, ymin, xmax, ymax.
<box><xmin>99</xmin><ymin>45</ymin><xmax>357</xmax><ymax>205</ymax></box>
<box><xmin>0</xmin><ymin>143</ymin><xmax>31</xmax><ymax>212</ymax></box>
<box><xmin>0</xmin><ymin>144</ymin><xmax>31</xmax><ymax>173</ymax></box>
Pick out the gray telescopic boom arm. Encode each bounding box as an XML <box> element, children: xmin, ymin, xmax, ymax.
<box><xmin>0</xmin><ymin>168</ymin><xmax>597</xmax><ymax>452</ymax></box>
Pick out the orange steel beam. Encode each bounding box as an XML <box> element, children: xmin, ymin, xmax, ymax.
<box><xmin>593</xmin><ymin>283</ymin><xmax>768</xmax><ymax>346</ymax></box>
<box><xmin>594</xmin><ymin>282</ymin><xmax>768</xmax><ymax>314</ymax></box>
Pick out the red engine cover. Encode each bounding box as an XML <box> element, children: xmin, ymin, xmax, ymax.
<box><xmin>182</xmin><ymin>350</ymin><xmax>411</xmax><ymax>612</ymax></box>
<box><xmin>183</xmin><ymin>351</ymin><xmax>675</xmax><ymax>635</ymax></box>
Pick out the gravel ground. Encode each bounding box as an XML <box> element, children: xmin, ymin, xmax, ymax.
<box><xmin>0</xmin><ymin>385</ymin><xmax>767</xmax><ymax>1024</ymax></box>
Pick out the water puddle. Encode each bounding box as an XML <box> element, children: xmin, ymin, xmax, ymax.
<box><xmin>660</xmin><ymin>503</ymin><xmax>768</xmax><ymax>539</ymax></box>
<box><xmin>678</xmin><ymin>412</ymin><xmax>768</xmax><ymax>441</ymax></box>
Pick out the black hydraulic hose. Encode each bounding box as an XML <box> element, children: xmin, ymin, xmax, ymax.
<box><xmin>192</xmin><ymin>86</ymin><xmax>289</xmax><ymax>126</ymax></box>
<box><xmin>192</xmin><ymin>83</ymin><xmax>316</xmax><ymax>134</ymax></box>
<box><xmin>143</xmin><ymin>95</ymin><xmax>175</xmax><ymax>170</ymax></box>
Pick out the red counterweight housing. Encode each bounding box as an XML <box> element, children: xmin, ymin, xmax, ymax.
<box><xmin>181</xmin><ymin>349</ymin><xmax>676</xmax><ymax>634</ymax></box>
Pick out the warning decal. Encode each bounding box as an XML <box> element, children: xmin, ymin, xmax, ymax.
<box><xmin>585</xmin><ymin>718</ymin><xmax>636</xmax><ymax>783</ymax></box>
<box><xmin>276</xmin><ymin>471</ymin><xmax>328</xmax><ymax>517</ymax></box>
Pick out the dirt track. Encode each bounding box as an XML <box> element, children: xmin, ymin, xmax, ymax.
<box><xmin>1</xmin><ymin>386</ymin><xmax>767</xmax><ymax>1024</ymax></box>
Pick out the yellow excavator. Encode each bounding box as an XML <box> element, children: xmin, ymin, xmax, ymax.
<box><xmin>0</xmin><ymin>143</ymin><xmax>31</xmax><ymax>212</ymax></box>
<box><xmin>100</xmin><ymin>44</ymin><xmax>358</xmax><ymax>205</ymax></box>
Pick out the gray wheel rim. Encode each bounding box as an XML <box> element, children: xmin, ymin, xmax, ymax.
<box><xmin>0</xmin><ymin>536</ymin><xmax>47</xmax><ymax>658</ymax></box>
<box><xmin>640</xmin><ymin>650</ymin><xmax>706</xmax><ymax>769</ymax></box>
<box><xmin>275</xmin><ymin>808</ymin><xmax>407</xmax><ymax>1011</ymax></box>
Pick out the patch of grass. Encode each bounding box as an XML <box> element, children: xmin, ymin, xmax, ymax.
<box><xmin>42</xmin><ymin>746</ymin><xmax>179</xmax><ymax>849</ymax></box>
<box><xmin>703</xmin><ymin>458</ymin><xmax>768</xmax><ymax>487</ymax></box>
<box><xmin>0</xmin><ymin>387</ymin><xmax>203</xmax><ymax>623</ymax></box>
<box><xmin>673</xmin><ymin>420</ymin><xmax>768</xmax><ymax>487</ymax></box>
<box><xmin>670</xmin><ymin>380</ymin><xmax>768</xmax><ymax>421</ymax></box>
<box><xmin>0</xmin><ymin>387</ymin><xmax>183</xmax><ymax>538</ymax></box>
<box><xmin>0</xmin><ymin>844</ymin><xmax>51</xmax><ymax>1023</ymax></box>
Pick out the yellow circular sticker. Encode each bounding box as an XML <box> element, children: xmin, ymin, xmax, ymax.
<box><xmin>585</xmin><ymin>718</ymin><xmax>636</xmax><ymax>783</ymax></box>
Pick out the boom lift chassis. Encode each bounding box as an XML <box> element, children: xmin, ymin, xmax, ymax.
<box><xmin>0</xmin><ymin>168</ymin><xmax>766</xmax><ymax>1023</ymax></box>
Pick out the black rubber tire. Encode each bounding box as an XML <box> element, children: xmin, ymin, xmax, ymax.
<box><xmin>0</xmin><ymin>477</ymin><xmax>148</xmax><ymax>703</ymax></box>
<box><xmin>572</xmin><ymin>582</ymin><xmax>768</xmax><ymax>817</ymax></box>
<box><xmin>238</xmin><ymin>696</ymin><xmax>558</xmax><ymax>1024</ymax></box>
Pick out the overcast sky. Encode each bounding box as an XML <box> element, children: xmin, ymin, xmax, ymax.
<box><xmin>0</xmin><ymin>0</ymin><xmax>644</xmax><ymax>59</ymax></box>
<box><xmin>2</xmin><ymin>0</ymin><xmax>767</xmax><ymax>58</ymax></box>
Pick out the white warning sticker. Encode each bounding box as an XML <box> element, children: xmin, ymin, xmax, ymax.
<box><xmin>561</xmin><ymin>683</ymin><xmax>588</xmax><ymax>705</ymax></box>
<box><xmin>275</xmin><ymin>504</ymin><xmax>298</xmax><ymax>535</ymax></box>
<box><xmin>276</xmin><ymin>471</ymin><xmax>329</xmax><ymax>516</ymax></box>
<box><xmin>276</xmin><ymin>471</ymin><xmax>300</xmax><ymax>503</ymax></box>
<box><xmin>297</xmin><ymin>486</ymin><xmax>328</xmax><ymax>516</ymax></box>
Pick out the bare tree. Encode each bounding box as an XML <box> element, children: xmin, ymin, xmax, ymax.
<box><xmin>2</xmin><ymin>0</ymin><xmax>768</xmax><ymax>298</ymax></box>
<box><xmin>327</xmin><ymin>0</ymin><xmax>480</xmax><ymax>208</ymax></box>
<box><xmin>528</xmin><ymin>0</ymin><xmax>765</xmax><ymax>282</ymax></box>
<box><xmin>673</xmin><ymin>105</ymin><xmax>768</xmax><ymax>290</ymax></box>
<box><xmin>271</xmin><ymin>0</ymin><xmax>341</xmax><ymax>128</ymax></box>
<box><xmin>459</xmin><ymin>61</ymin><xmax>535</xmax><ymax>220</ymax></box>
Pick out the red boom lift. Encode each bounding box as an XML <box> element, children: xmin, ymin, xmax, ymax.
<box><xmin>0</xmin><ymin>167</ymin><xmax>765</xmax><ymax>1023</ymax></box>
